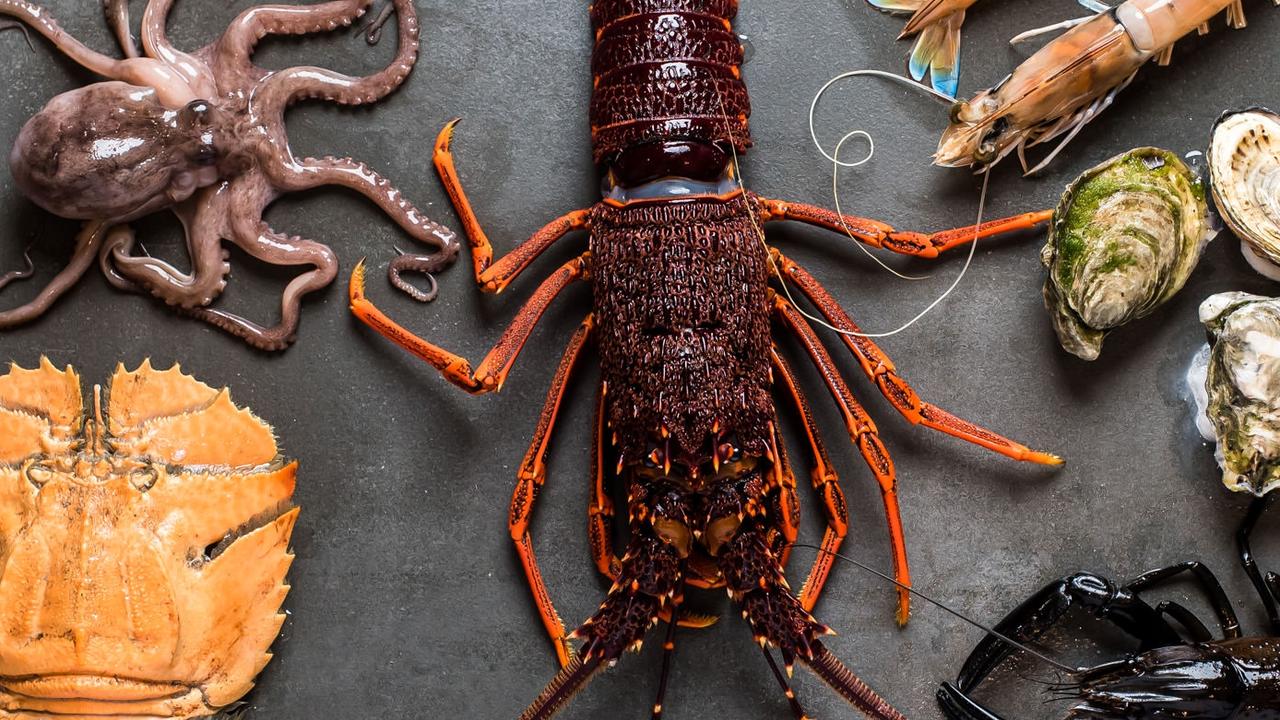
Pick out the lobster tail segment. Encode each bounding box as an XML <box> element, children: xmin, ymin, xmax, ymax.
<box><xmin>589</xmin><ymin>0</ymin><xmax>752</xmax><ymax>165</ymax></box>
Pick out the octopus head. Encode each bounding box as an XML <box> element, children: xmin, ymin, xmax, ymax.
<box><xmin>9</xmin><ymin>81</ymin><xmax>235</xmax><ymax>221</ymax></box>
<box><xmin>935</xmin><ymin>91</ymin><xmax>1018</xmax><ymax>168</ymax></box>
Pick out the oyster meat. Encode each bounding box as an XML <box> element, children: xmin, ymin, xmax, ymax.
<box><xmin>1209</xmin><ymin>108</ymin><xmax>1280</xmax><ymax>281</ymax></box>
<box><xmin>1189</xmin><ymin>292</ymin><xmax>1280</xmax><ymax>496</ymax></box>
<box><xmin>1042</xmin><ymin>147</ymin><xmax>1211</xmax><ymax>360</ymax></box>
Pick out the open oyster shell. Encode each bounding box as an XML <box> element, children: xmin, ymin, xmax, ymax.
<box><xmin>1193</xmin><ymin>292</ymin><xmax>1280</xmax><ymax>496</ymax></box>
<box><xmin>1042</xmin><ymin>148</ymin><xmax>1211</xmax><ymax>360</ymax></box>
<box><xmin>1209</xmin><ymin>108</ymin><xmax>1280</xmax><ymax>281</ymax></box>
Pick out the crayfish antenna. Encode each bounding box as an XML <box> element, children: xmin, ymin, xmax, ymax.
<box><xmin>517</xmin><ymin>533</ymin><xmax>683</xmax><ymax>720</ymax></box>
<box><xmin>803</xmin><ymin>642</ymin><xmax>909</xmax><ymax>720</ymax></box>
<box><xmin>517</xmin><ymin>655</ymin><xmax>606</xmax><ymax>720</ymax></box>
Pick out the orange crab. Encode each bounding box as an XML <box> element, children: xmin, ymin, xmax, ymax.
<box><xmin>0</xmin><ymin>358</ymin><xmax>297</xmax><ymax>719</ymax></box>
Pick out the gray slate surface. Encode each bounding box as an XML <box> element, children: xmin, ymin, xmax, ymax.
<box><xmin>1</xmin><ymin>1</ymin><xmax>1278</xmax><ymax>718</ymax></box>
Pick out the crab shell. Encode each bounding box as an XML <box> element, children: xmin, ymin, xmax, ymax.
<box><xmin>1198</xmin><ymin>293</ymin><xmax>1280</xmax><ymax>497</ymax></box>
<box><xmin>1041</xmin><ymin>147</ymin><xmax>1210</xmax><ymax>360</ymax></box>
<box><xmin>0</xmin><ymin>358</ymin><xmax>297</xmax><ymax>719</ymax></box>
<box><xmin>1208</xmin><ymin>108</ymin><xmax>1280</xmax><ymax>281</ymax></box>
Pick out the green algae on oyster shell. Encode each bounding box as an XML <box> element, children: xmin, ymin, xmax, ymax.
<box><xmin>1198</xmin><ymin>292</ymin><xmax>1280</xmax><ymax>496</ymax></box>
<box><xmin>1042</xmin><ymin>148</ymin><xmax>1211</xmax><ymax>360</ymax></box>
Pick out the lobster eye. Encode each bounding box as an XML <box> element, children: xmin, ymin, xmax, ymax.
<box><xmin>949</xmin><ymin>101</ymin><xmax>967</xmax><ymax>124</ymax></box>
<box><xmin>25</xmin><ymin>462</ymin><xmax>54</xmax><ymax>488</ymax></box>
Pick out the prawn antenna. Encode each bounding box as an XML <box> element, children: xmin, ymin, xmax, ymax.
<box><xmin>0</xmin><ymin>20</ymin><xmax>36</xmax><ymax>53</ymax></box>
<box><xmin>788</xmin><ymin>542</ymin><xmax>1080</xmax><ymax>674</ymax></box>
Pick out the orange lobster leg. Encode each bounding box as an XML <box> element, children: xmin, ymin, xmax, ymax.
<box><xmin>509</xmin><ymin>317</ymin><xmax>595</xmax><ymax>668</ymax></box>
<box><xmin>757</xmin><ymin>197</ymin><xmax>1051</xmax><ymax>259</ymax></box>
<box><xmin>773</xmin><ymin>294</ymin><xmax>910</xmax><ymax>626</ymax></box>
<box><xmin>434</xmin><ymin>120</ymin><xmax>592</xmax><ymax>293</ymax></box>
<box><xmin>770</xmin><ymin>249</ymin><xmax>1062</xmax><ymax>466</ymax></box>
<box><xmin>587</xmin><ymin>383</ymin><xmax>620</xmax><ymax>581</ymax></box>
<box><xmin>348</xmin><ymin>255</ymin><xmax>588</xmax><ymax>394</ymax></box>
<box><xmin>770</xmin><ymin>348</ymin><xmax>850</xmax><ymax>615</ymax></box>
<box><xmin>769</xmin><ymin>418</ymin><xmax>802</xmax><ymax>570</ymax></box>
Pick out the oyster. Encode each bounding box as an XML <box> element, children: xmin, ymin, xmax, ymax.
<box><xmin>1190</xmin><ymin>292</ymin><xmax>1280</xmax><ymax>496</ymax></box>
<box><xmin>1208</xmin><ymin>108</ymin><xmax>1280</xmax><ymax>281</ymax></box>
<box><xmin>1042</xmin><ymin>148</ymin><xmax>1211</xmax><ymax>360</ymax></box>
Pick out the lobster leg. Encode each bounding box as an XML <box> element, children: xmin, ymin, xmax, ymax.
<box><xmin>757</xmin><ymin>197</ymin><xmax>1051</xmax><ymax>259</ymax></box>
<box><xmin>509</xmin><ymin>317</ymin><xmax>594</xmax><ymax>668</ymax></box>
<box><xmin>760</xmin><ymin>646</ymin><xmax>812</xmax><ymax>720</ymax></box>
<box><xmin>587</xmin><ymin>384</ymin><xmax>621</xmax><ymax>581</ymax></box>
<box><xmin>770</xmin><ymin>417</ymin><xmax>802</xmax><ymax>568</ymax></box>
<box><xmin>348</xmin><ymin>254</ymin><xmax>587</xmax><ymax>393</ymax></box>
<box><xmin>771</xmin><ymin>347</ymin><xmax>850</xmax><ymax>614</ymax></box>
<box><xmin>434</xmin><ymin>120</ymin><xmax>592</xmax><ymax>293</ymax></box>
<box><xmin>1238</xmin><ymin>495</ymin><xmax>1280</xmax><ymax>635</ymax></box>
<box><xmin>772</xmin><ymin>294</ymin><xmax>910</xmax><ymax>626</ymax></box>
<box><xmin>651</xmin><ymin>612</ymin><xmax>678</xmax><ymax>720</ymax></box>
<box><xmin>770</xmin><ymin>249</ymin><xmax>1062</xmax><ymax>466</ymax></box>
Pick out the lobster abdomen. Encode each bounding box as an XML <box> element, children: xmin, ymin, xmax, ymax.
<box><xmin>589</xmin><ymin>0</ymin><xmax>751</xmax><ymax>165</ymax></box>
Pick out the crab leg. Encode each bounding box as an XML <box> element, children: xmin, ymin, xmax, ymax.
<box><xmin>771</xmin><ymin>249</ymin><xmax>1062</xmax><ymax>466</ymax></box>
<box><xmin>509</xmin><ymin>317</ymin><xmax>594</xmax><ymax>667</ymax></box>
<box><xmin>757</xmin><ymin>197</ymin><xmax>1052</xmax><ymax>259</ymax></box>
<box><xmin>771</xmin><ymin>348</ymin><xmax>850</xmax><ymax>613</ymax></box>
<box><xmin>773</xmin><ymin>293</ymin><xmax>910</xmax><ymax>626</ymax></box>
<box><xmin>435</xmin><ymin>121</ymin><xmax>592</xmax><ymax>294</ymax></box>
<box><xmin>348</xmin><ymin>253</ymin><xmax>587</xmax><ymax>394</ymax></box>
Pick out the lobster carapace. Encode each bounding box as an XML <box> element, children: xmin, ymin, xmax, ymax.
<box><xmin>351</xmin><ymin>0</ymin><xmax>1059</xmax><ymax>716</ymax></box>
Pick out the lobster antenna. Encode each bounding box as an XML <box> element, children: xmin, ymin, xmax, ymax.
<box><xmin>788</xmin><ymin>542</ymin><xmax>1080</xmax><ymax>674</ymax></box>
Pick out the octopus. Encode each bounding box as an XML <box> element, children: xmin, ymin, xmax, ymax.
<box><xmin>0</xmin><ymin>0</ymin><xmax>459</xmax><ymax>350</ymax></box>
<box><xmin>0</xmin><ymin>358</ymin><xmax>297</xmax><ymax>718</ymax></box>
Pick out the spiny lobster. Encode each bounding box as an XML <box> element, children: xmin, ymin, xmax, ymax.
<box><xmin>349</xmin><ymin>0</ymin><xmax>1060</xmax><ymax>717</ymax></box>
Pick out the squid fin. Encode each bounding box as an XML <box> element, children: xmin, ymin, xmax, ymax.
<box><xmin>908</xmin><ymin>11</ymin><xmax>963</xmax><ymax>97</ymax></box>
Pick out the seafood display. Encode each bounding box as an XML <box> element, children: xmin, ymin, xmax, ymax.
<box><xmin>1209</xmin><ymin>108</ymin><xmax>1280</xmax><ymax>280</ymax></box>
<box><xmin>0</xmin><ymin>0</ymin><xmax>457</xmax><ymax>350</ymax></box>
<box><xmin>937</xmin><ymin>539</ymin><xmax>1280</xmax><ymax>720</ymax></box>
<box><xmin>1042</xmin><ymin>148</ymin><xmax>1210</xmax><ymax>360</ymax></box>
<box><xmin>351</xmin><ymin>0</ymin><xmax>1059</xmax><ymax>717</ymax></box>
<box><xmin>866</xmin><ymin>0</ymin><xmax>979</xmax><ymax>97</ymax></box>
<box><xmin>1188</xmin><ymin>292</ymin><xmax>1280</xmax><ymax>496</ymax></box>
<box><xmin>937</xmin><ymin>0</ymin><xmax>1255</xmax><ymax>173</ymax></box>
<box><xmin>0</xmin><ymin>358</ymin><xmax>298</xmax><ymax>718</ymax></box>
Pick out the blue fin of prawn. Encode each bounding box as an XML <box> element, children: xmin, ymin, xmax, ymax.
<box><xmin>908</xmin><ymin>11</ymin><xmax>963</xmax><ymax>97</ymax></box>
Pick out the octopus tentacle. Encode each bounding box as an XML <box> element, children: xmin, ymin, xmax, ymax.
<box><xmin>109</xmin><ymin>189</ymin><xmax>231</xmax><ymax>308</ymax></box>
<box><xmin>214</xmin><ymin>0</ymin><xmax>372</xmax><ymax>77</ymax></box>
<box><xmin>0</xmin><ymin>1</ymin><xmax>128</xmax><ymax>77</ymax></box>
<box><xmin>103</xmin><ymin>0</ymin><xmax>139</xmax><ymax>58</ymax></box>
<box><xmin>255</xmin><ymin>0</ymin><xmax>418</xmax><ymax>112</ymax></box>
<box><xmin>272</xmin><ymin>155</ymin><xmax>459</xmax><ymax>299</ymax></box>
<box><xmin>99</xmin><ymin>224</ymin><xmax>148</xmax><ymax>292</ymax></box>
<box><xmin>388</xmin><ymin>253</ymin><xmax>439</xmax><ymax>302</ymax></box>
<box><xmin>184</xmin><ymin>219</ymin><xmax>339</xmax><ymax>350</ymax></box>
<box><xmin>0</xmin><ymin>248</ymin><xmax>34</xmax><ymax>293</ymax></box>
<box><xmin>0</xmin><ymin>220</ymin><xmax>109</xmax><ymax>328</ymax></box>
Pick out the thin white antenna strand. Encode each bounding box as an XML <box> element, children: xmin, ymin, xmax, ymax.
<box><xmin>797</xmin><ymin>67</ymin><xmax>995</xmax><ymax>338</ymax></box>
